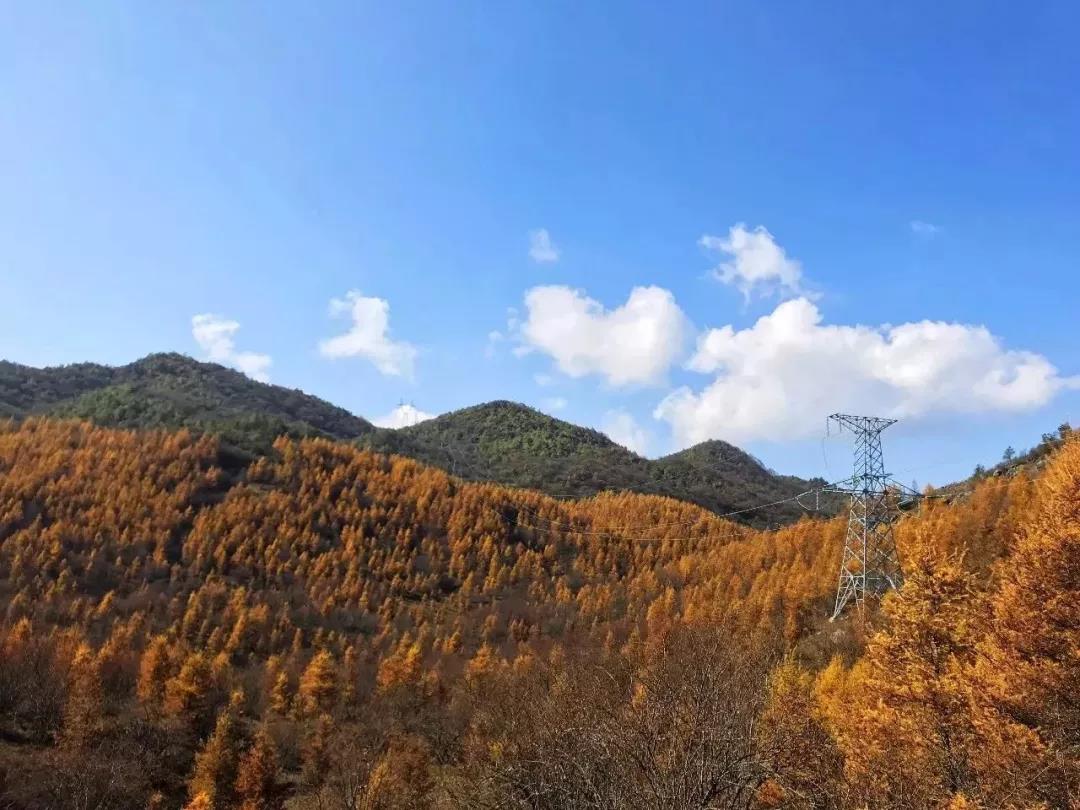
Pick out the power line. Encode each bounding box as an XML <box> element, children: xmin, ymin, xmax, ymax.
<box><xmin>487</xmin><ymin>504</ymin><xmax>759</xmax><ymax>547</ymax></box>
<box><xmin>484</xmin><ymin>470</ymin><xmax>1034</xmax><ymax>542</ymax></box>
<box><xmin>478</xmin><ymin>462</ymin><xmax>1037</xmax><ymax>556</ymax></box>
<box><xmin>497</xmin><ymin>488</ymin><xmax>820</xmax><ymax>539</ymax></box>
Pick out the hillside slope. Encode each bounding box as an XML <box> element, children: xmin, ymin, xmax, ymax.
<box><xmin>0</xmin><ymin>418</ymin><xmax>1065</xmax><ymax>808</ymax></box>
<box><xmin>1</xmin><ymin>355</ymin><xmax>826</xmax><ymax>525</ymax></box>
<box><xmin>364</xmin><ymin>401</ymin><xmax>828</xmax><ymax>526</ymax></box>
<box><xmin>0</xmin><ymin>352</ymin><xmax>375</xmax><ymax>456</ymax></box>
<box><xmin>364</xmin><ymin>399</ymin><xmax>652</xmax><ymax>489</ymax></box>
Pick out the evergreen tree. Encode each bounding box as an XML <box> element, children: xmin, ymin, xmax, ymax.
<box><xmin>188</xmin><ymin>691</ymin><xmax>245</xmax><ymax>808</ymax></box>
<box><xmin>297</xmin><ymin>650</ymin><xmax>337</xmax><ymax>718</ymax></box>
<box><xmin>300</xmin><ymin>713</ymin><xmax>335</xmax><ymax>790</ymax></box>
<box><xmin>235</xmin><ymin>726</ymin><xmax>282</xmax><ymax>810</ymax></box>
<box><xmin>62</xmin><ymin>642</ymin><xmax>105</xmax><ymax>750</ymax></box>
<box><xmin>830</xmin><ymin>539</ymin><xmax>983</xmax><ymax>807</ymax></box>
<box><xmin>137</xmin><ymin>635</ymin><xmax>172</xmax><ymax>712</ymax></box>
<box><xmin>166</xmin><ymin>651</ymin><xmax>220</xmax><ymax>740</ymax></box>
<box><xmin>758</xmin><ymin>657</ymin><xmax>843</xmax><ymax>808</ymax></box>
<box><xmin>967</xmin><ymin>437</ymin><xmax>1080</xmax><ymax>804</ymax></box>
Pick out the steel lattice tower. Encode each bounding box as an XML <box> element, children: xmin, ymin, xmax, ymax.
<box><xmin>825</xmin><ymin>414</ymin><xmax>904</xmax><ymax>619</ymax></box>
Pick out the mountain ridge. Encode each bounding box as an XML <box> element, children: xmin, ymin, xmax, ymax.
<box><xmin>363</xmin><ymin>400</ymin><xmax>827</xmax><ymax>525</ymax></box>
<box><xmin>1</xmin><ymin>353</ymin><xmax>826</xmax><ymax>526</ymax></box>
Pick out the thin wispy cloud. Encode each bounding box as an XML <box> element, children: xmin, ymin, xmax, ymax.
<box><xmin>485</xmin><ymin>330</ymin><xmax>505</xmax><ymax>359</ymax></box>
<box><xmin>910</xmin><ymin>220</ymin><xmax>942</xmax><ymax>237</ymax></box>
<box><xmin>529</xmin><ymin>228</ymin><xmax>560</xmax><ymax>264</ymax></box>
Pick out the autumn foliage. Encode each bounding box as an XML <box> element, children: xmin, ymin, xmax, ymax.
<box><xmin>0</xmin><ymin>417</ymin><xmax>1074</xmax><ymax>808</ymax></box>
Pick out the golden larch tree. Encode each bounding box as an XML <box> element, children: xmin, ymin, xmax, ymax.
<box><xmin>297</xmin><ymin>650</ymin><xmax>338</xmax><ymax>718</ymax></box>
<box><xmin>966</xmin><ymin>437</ymin><xmax>1080</xmax><ymax>804</ymax></box>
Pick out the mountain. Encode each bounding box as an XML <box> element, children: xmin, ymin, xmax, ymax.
<box><xmin>0</xmin><ymin>355</ymin><xmax>827</xmax><ymax>525</ymax></box>
<box><xmin>0</xmin><ymin>416</ymin><xmax>1067</xmax><ymax>808</ymax></box>
<box><xmin>363</xmin><ymin>401</ymin><xmax>829</xmax><ymax>526</ymax></box>
<box><xmin>0</xmin><ymin>352</ymin><xmax>375</xmax><ymax>460</ymax></box>
<box><xmin>364</xmin><ymin>400</ymin><xmax>648</xmax><ymax>485</ymax></box>
<box><xmin>649</xmin><ymin>439</ymin><xmax>828</xmax><ymax>525</ymax></box>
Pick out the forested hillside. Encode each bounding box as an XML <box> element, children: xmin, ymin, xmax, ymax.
<box><xmin>363</xmin><ymin>401</ymin><xmax>826</xmax><ymax>526</ymax></box>
<box><xmin>0</xmin><ymin>353</ymin><xmax>375</xmax><ymax>458</ymax></box>
<box><xmin>1</xmin><ymin>356</ymin><xmax>827</xmax><ymax>526</ymax></box>
<box><xmin>0</xmin><ymin>418</ymin><xmax>1074</xmax><ymax>808</ymax></box>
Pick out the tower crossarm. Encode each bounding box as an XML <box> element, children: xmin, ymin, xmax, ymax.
<box><xmin>822</xmin><ymin>475</ymin><xmax>892</xmax><ymax>495</ymax></box>
<box><xmin>828</xmin><ymin>413</ymin><xmax>898</xmax><ymax>434</ymax></box>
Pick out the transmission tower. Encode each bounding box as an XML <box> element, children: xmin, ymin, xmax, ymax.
<box><xmin>825</xmin><ymin>413</ymin><xmax>904</xmax><ymax>619</ymax></box>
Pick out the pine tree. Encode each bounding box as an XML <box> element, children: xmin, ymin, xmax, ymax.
<box><xmin>166</xmin><ymin>651</ymin><xmax>220</xmax><ymax>740</ymax></box>
<box><xmin>375</xmin><ymin>639</ymin><xmax>422</xmax><ymax>692</ymax></box>
<box><xmin>758</xmin><ymin>657</ymin><xmax>843</xmax><ymax>808</ymax></box>
<box><xmin>466</xmin><ymin>643</ymin><xmax>499</xmax><ymax>684</ymax></box>
<box><xmin>269</xmin><ymin>670</ymin><xmax>292</xmax><ymax>717</ymax></box>
<box><xmin>235</xmin><ymin>726</ymin><xmax>282</xmax><ymax>810</ymax></box>
<box><xmin>183</xmin><ymin>793</ymin><xmax>213</xmax><ymax>810</ymax></box>
<box><xmin>831</xmin><ymin>539</ymin><xmax>983</xmax><ymax>807</ymax></box>
<box><xmin>188</xmin><ymin>691</ymin><xmax>245</xmax><ymax>808</ymax></box>
<box><xmin>364</xmin><ymin>735</ymin><xmax>433</xmax><ymax>809</ymax></box>
<box><xmin>966</xmin><ymin>437</ymin><xmax>1080</xmax><ymax>804</ymax></box>
<box><xmin>62</xmin><ymin>642</ymin><xmax>105</xmax><ymax>750</ymax></box>
<box><xmin>137</xmin><ymin>634</ymin><xmax>172</xmax><ymax>712</ymax></box>
<box><xmin>301</xmin><ymin>713</ymin><xmax>334</xmax><ymax>790</ymax></box>
<box><xmin>297</xmin><ymin>650</ymin><xmax>337</xmax><ymax>717</ymax></box>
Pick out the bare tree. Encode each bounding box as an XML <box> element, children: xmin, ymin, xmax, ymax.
<box><xmin>295</xmin><ymin>730</ymin><xmax>376</xmax><ymax>810</ymax></box>
<box><xmin>456</xmin><ymin>625</ymin><xmax>774</xmax><ymax>810</ymax></box>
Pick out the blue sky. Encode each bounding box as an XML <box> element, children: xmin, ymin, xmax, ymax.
<box><xmin>2</xmin><ymin>1</ymin><xmax>1078</xmax><ymax>484</ymax></box>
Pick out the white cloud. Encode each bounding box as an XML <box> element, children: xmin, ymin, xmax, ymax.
<box><xmin>518</xmin><ymin>285</ymin><xmax>690</xmax><ymax>386</ymax></box>
<box><xmin>529</xmin><ymin>228</ymin><xmax>560</xmax><ymax>264</ymax></box>
<box><xmin>655</xmin><ymin>297</ymin><xmax>1077</xmax><ymax>447</ymax></box>
<box><xmin>602</xmin><ymin>409</ymin><xmax>651</xmax><ymax>456</ymax></box>
<box><xmin>191</xmin><ymin>314</ymin><xmax>272</xmax><ymax>382</ymax></box>
<box><xmin>699</xmin><ymin>223</ymin><xmax>807</xmax><ymax>299</ymax></box>
<box><xmin>485</xmin><ymin>330</ymin><xmax>504</xmax><ymax>359</ymax></box>
<box><xmin>910</xmin><ymin>220</ymin><xmax>942</xmax><ymax>237</ymax></box>
<box><xmin>541</xmin><ymin>396</ymin><xmax>568</xmax><ymax>412</ymax></box>
<box><xmin>318</xmin><ymin>291</ymin><xmax>418</xmax><ymax>378</ymax></box>
<box><xmin>534</xmin><ymin>372</ymin><xmax>555</xmax><ymax>387</ymax></box>
<box><xmin>373</xmin><ymin>403</ymin><xmax>435</xmax><ymax>429</ymax></box>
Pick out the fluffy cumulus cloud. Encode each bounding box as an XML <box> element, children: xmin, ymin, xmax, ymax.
<box><xmin>529</xmin><ymin>228</ymin><xmax>560</xmax><ymax>263</ymax></box>
<box><xmin>655</xmin><ymin>297</ymin><xmax>1077</xmax><ymax>447</ymax></box>
<box><xmin>602</xmin><ymin>409</ymin><xmax>651</xmax><ymax>456</ymax></box>
<box><xmin>191</xmin><ymin>314</ymin><xmax>272</xmax><ymax>382</ymax></box>
<box><xmin>518</xmin><ymin>285</ymin><xmax>690</xmax><ymax>386</ymax></box>
<box><xmin>319</xmin><ymin>291</ymin><xmax>418</xmax><ymax>378</ymax></box>
<box><xmin>373</xmin><ymin>403</ymin><xmax>435</xmax><ymax>429</ymax></box>
<box><xmin>700</xmin><ymin>223</ymin><xmax>807</xmax><ymax>299</ymax></box>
